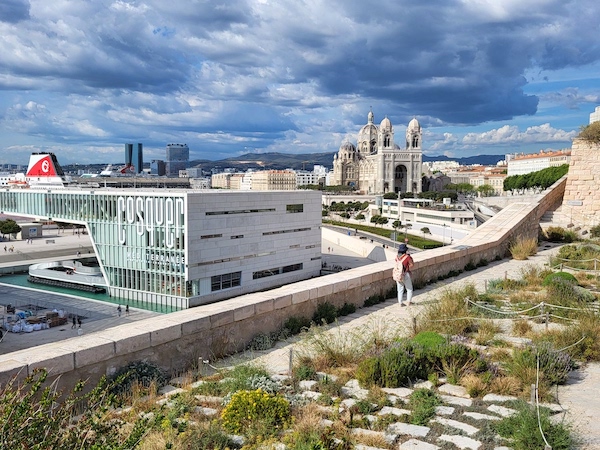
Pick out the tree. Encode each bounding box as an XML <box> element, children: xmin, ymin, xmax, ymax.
<box><xmin>0</xmin><ymin>219</ymin><xmax>21</xmax><ymax>238</ymax></box>
<box><xmin>421</xmin><ymin>227</ymin><xmax>431</xmax><ymax>236</ymax></box>
<box><xmin>383</xmin><ymin>192</ymin><xmax>398</xmax><ymax>199</ymax></box>
<box><xmin>404</xmin><ymin>223</ymin><xmax>413</xmax><ymax>239</ymax></box>
<box><xmin>477</xmin><ymin>184</ymin><xmax>495</xmax><ymax>197</ymax></box>
<box><xmin>392</xmin><ymin>220</ymin><xmax>402</xmax><ymax>229</ymax></box>
<box><xmin>355</xmin><ymin>213</ymin><xmax>365</xmax><ymax>222</ymax></box>
<box><xmin>370</xmin><ymin>215</ymin><xmax>388</xmax><ymax>227</ymax></box>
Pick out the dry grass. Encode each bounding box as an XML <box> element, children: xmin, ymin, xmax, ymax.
<box><xmin>460</xmin><ymin>373</ymin><xmax>489</xmax><ymax>398</ymax></box>
<box><xmin>418</xmin><ymin>284</ymin><xmax>477</xmax><ymax>336</ymax></box>
<box><xmin>512</xmin><ymin>319</ymin><xmax>534</xmax><ymax>337</ymax></box>
<box><xmin>474</xmin><ymin>320</ymin><xmax>502</xmax><ymax>345</ymax></box>
<box><xmin>519</xmin><ymin>263</ymin><xmax>551</xmax><ymax>289</ymax></box>
<box><xmin>489</xmin><ymin>375</ymin><xmax>522</xmax><ymax>396</ymax></box>
<box><xmin>296</xmin><ymin>316</ymin><xmax>406</xmax><ymax>372</ymax></box>
<box><xmin>510</xmin><ymin>237</ymin><xmax>538</xmax><ymax>260</ymax></box>
<box><xmin>353</xmin><ymin>430</ymin><xmax>393</xmax><ymax>449</ymax></box>
<box><xmin>508</xmin><ymin>290</ymin><xmax>542</xmax><ymax>305</ymax></box>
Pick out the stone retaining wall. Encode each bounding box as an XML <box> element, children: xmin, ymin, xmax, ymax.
<box><xmin>0</xmin><ymin>178</ymin><xmax>566</xmax><ymax>391</ymax></box>
<box><xmin>562</xmin><ymin>138</ymin><xmax>600</xmax><ymax>229</ymax></box>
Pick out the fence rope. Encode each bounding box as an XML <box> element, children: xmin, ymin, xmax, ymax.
<box><xmin>548</xmin><ymin>314</ymin><xmax>575</xmax><ymax>322</ymax></box>
<box><xmin>535</xmin><ymin>356</ymin><xmax>553</xmax><ymax>450</ymax></box>
<box><xmin>556</xmin><ymin>335</ymin><xmax>587</xmax><ymax>353</ymax></box>
<box><xmin>467</xmin><ymin>299</ymin><xmax>542</xmax><ymax>315</ymax></box>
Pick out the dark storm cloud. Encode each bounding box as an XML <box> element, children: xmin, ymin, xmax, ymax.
<box><xmin>0</xmin><ymin>0</ymin><xmax>29</xmax><ymax>23</ymax></box>
<box><xmin>0</xmin><ymin>0</ymin><xmax>599</xmax><ymax>162</ymax></box>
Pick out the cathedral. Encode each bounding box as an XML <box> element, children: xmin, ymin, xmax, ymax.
<box><xmin>331</xmin><ymin>110</ymin><xmax>423</xmax><ymax>195</ymax></box>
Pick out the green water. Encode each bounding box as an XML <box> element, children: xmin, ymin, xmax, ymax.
<box><xmin>0</xmin><ymin>273</ymin><xmax>178</xmax><ymax>314</ymax></box>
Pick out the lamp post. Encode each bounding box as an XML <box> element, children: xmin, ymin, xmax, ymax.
<box><xmin>442</xmin><ymin>223</ymin><xmax>447</xmax><ymax>246</ymax></box>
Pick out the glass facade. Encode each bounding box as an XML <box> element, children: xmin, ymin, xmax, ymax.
<box><xmin>0</xmin><ymin>189</ymin><xmax>187</xmax><ymax>309</ymax></box>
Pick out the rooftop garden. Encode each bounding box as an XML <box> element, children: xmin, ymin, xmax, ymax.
<box><xmin>2</xmin><ymin>230</ymin><xmax>600</xmax><ymax>449</ymax></box>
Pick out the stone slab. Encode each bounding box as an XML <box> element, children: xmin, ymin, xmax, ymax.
<box><xmin>299</xmin><ymin>380</ymin><xmax>318</xmax><ymax>391</ymax></box>
<box><xmin>463</xmin><ymin>411</ymin><xmax>501</xmax><ymax>421</ymax></box>
<box><xmin>399</xmin><ymin>439</ymin><xmax>440</xmax><ymax>450</ymax></box>
<box><xmin>378</xmin><ymin>406</ymin><xmax>411</xmax><ymax>416</ymax></box>
<box><xmin>438</xmin><ymin>383</ymin><xmax>470</xmax><ymax>398</ymax></box>
<box><xmin>439</xmin><ymin>434</ymin><xmax>482</xmax><ymax>449</ymax></box>
<box><xmin>482</xmin><ymin>393</ymin><xmax>518</xmax><ymax>402</ymax></box>
<box><xmin>432</xmin><ymin>417</ymin><xmax>479</xmax><ymax>436</ymax></box>
<box><xmin>387</xmin><ymin>422</ymin><xmax>430</xmax><ymax>437</ymax></box>
<box><xmin>435</xmin><ymin>406</ymin><xmax>455</xmax><ymax>415</ymax></box>
<box><xmin>487</xmin><ymin>404</ymin><xmax>517</xmax><ymax>417</ymax></box>
<box><xmin>381</xmin><ymin>386</ymin><xmax>413</xmax><ymax>398</ymax></box>
<box><xmin>440</xmin><ymin>394</ymin><xmax>473</xmax><ymax>407</ymax></box>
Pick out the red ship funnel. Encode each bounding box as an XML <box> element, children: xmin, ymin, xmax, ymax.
<box><xmin>26</xmin><ymin>153</ymin><xmax>62</xmax><ymax>177</ymax></box>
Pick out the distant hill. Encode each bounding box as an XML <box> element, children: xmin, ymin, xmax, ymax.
<box><xmin>61</xmin><ymin>152</ymin><xmax>505</xmax><ymax>173</ymax></box>
<box><xmin>189</xmin><ymin>152</ymin><xmax>336</xmax><ymax>171</ymax></box>
<box><xmin>190</xmin><ymin>152</ymin><xmax>505</xmax><ymax>171</ymax></box>
<box><xmin>423</xmin><ymin>154</ymin><xmax>505</xmax><ymax>166</ymax></box>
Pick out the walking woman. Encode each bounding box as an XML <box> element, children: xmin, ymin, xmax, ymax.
<box><xmin>393</xmin><ymin>243</ymin><xmax>414</xmax><ymax>306</ymax></box>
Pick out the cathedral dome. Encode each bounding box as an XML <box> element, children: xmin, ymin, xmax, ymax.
<box><xmin>380</xmin><ymin>116</ymin><xmax>392</xmax><ymax>132</ymax></box>
<box><xmin>407</xmin><ymin>118</ymin><xmax>421</xmax><ymax>131</ymax></box>
<box><xmin>339</xmin><ymin>141</ymin><xmax>356</xmax><ymax>152</ymax></box>
<box><xmin>358</xmin><ymin>123</ymin><xmax>378</xmax><ymax>140</ymax></box>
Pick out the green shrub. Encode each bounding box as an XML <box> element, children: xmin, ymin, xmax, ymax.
<box><xmin>248</xmin><ymin>332</ymin><xmax>275</xmax><ymax>351</ymax></box>
<box><xmin>356</xmin><ymin>340</ymin><xmax>429</xmax><ymax>388</ymax></box>
<box><xmin>186</xmin><ymin>421</ymin><xmax>233</xmax><ymax>450</ymax></box>
<box><xmin>542</xmin><ymin>271</ymin><xmax>578</xmax><ymax>286</ymax></box>
<box><xmin>284</xmin><ymin>315</ymin><xmax>311</xmax><ymax>335</ymax></box>
<box><xmin>544</xmin><ymin>226</ymin><xmax>576</xmax><ymax>243</ymax></box>
<box><xmin>355</xmin><ymin>357</ymin><xmax>381</xmax><ymax>388</ymax></box>
<box><xmin>408</xmin><ymin>388</ymin><xmax>441</xmax><ymax>426</ymax></box>
<box><xmin>505</xmin><ymin>342</ymin><xmax>574</xmax><ymax>387</ymax></box>
<box><xmin>0</xmin><ymin>368</ymin><xmax>149</xmax><ymax>449</ymax></box>
<box><xmin>591</xmin><ymin>224</ymin><xmax>600</xmax><ymax>239</ymax></box>
<box><xmin>108</xmin><ymin>360</ymin><xmax>167</xmax><ymax>396</ymax></box>
<box><xmin>578</xmin><ymin>121</ymin><xmax>600</xmax><ymax>144</ymax></box>
<box><xmin>293</xmin><ymin>364</ymin><xmax>317</xmax><ymax>381</ymax></box>
<box><xmin>337</xmin><ymin>302</ymin><xmax>356</xmax><ymax>316</ymax></box>
<box><xmin>412</xmin><ymin>331</ymin><xmax>446</xmax><ymax>348</ymax></box>
<box><xmin>364</xmin><ymin>294</ymin><xmax>385</xmax><ymax>307</ymax></box>
<box><xmin>495</xmin><ymin>401</ymin><xmax>572</xmax><ymax>450</ymax></box>
<box><xmin>464</xmin><ymin>260</ymin><xmax>477</xmax><ymax>271</ymax></box>
<box><xmin>221</xmin><ymin>389</ymin><xmax>291</xmax><ymax>436</ymax></box>
<box><xmin>313</xmin><ymin>302</ymin><xmax>338</xmax><ymax>325</ymax></box>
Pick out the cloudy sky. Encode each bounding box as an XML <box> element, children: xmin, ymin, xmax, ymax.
<box><xmin>1</xmin><ymin>0</ymin><xmax>599</xmax><ymax>165</ymax></box>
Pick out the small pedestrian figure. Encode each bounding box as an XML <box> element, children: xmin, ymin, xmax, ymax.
<box><xmin>3</xmin><ymin>245</ymin><xmax>6</xmax><ymax>252</ymax></box>
<box><xmin>78</xmin><ymin>317</ymin><xmax>82</xmax><ymax>328</ymax></box>
<box><xmin>117</xmin><ymin>305</ymin><xmax>122</xmax><ymax>317</ymax></box>
<box><xmin>72</xmin><ymin>316</ymin><xmax>77</xmax><ymax>329</ymax></box>
<box><xmin>125</xmin><ymin>305</ymin><xmax>129</xmax><ymax>316</ymax></box>
<box><xmin>76</xmin><ymin>251</ymin><xmax>81</xmax><ymax>257</ymax></box>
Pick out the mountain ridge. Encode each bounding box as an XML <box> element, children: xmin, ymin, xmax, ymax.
<box><xmin>188</xmin><ymin>152</ymin><xmax>505</xmax><ymax>171</ymax></box>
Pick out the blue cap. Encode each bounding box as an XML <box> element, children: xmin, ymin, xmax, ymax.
<box><xmin>398</xmin><ymin>243</ymin><xmax>408</xmax><ymax>253</ymax></box>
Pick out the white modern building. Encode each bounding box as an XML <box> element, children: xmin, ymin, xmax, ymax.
<box><xmin>0</xmin><ymin>188</ymin><xmax>322</xmax><ymax>310</ymax></box>
<box><xmin>590</xmin><ymin>106</ymin><xmax>600</xmax><ymax>124</ymax></box>
<box><xmin>380</xmin><ymin>197</ymin><xmax>476</xmax><ymax>229</ymax></box>
<box><xmin>506</xmin><ymin>150</ymin><xmax>571</xmax><ymax>176</ymax></box>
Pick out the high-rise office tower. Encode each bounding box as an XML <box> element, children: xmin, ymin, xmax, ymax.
<box><xmin>166</xmin><ymin>143</ymin><xmax>189</xmax><ymax>177</ymax></box>
<box><xmin>124</xmin><ymin>143</ymin><xmax>143</xmax><ymax>174</ymax></box>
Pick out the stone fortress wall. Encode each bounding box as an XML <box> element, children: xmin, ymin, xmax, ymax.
<box><xmin>562</xmin><ymin>138</ymin><xmax>600</xmax><ymax>230</ymax></box>
<box><xmin>0</xmin><ymin>176</ymin><xmax>567</xmax><ymax>390</ymax></box>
